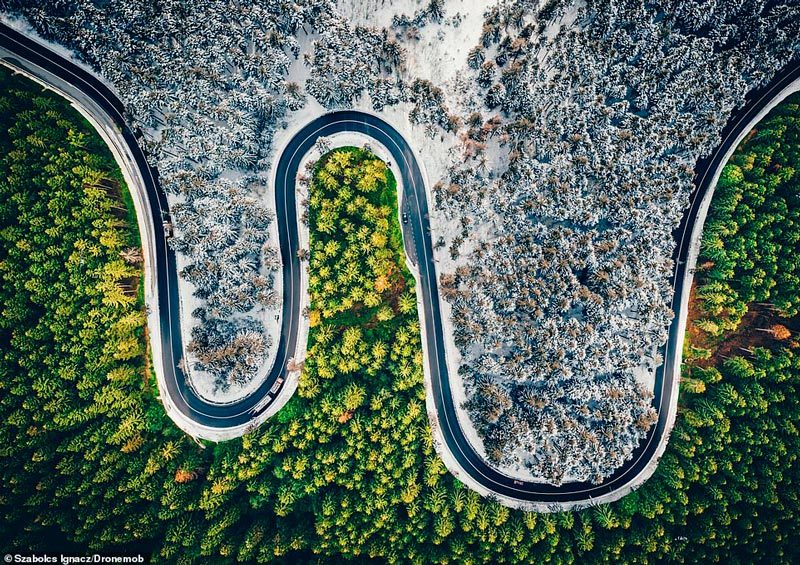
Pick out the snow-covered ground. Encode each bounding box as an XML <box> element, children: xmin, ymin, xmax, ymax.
<box><xmin>338</xmin><ymin>0</ymin><xmax>496</xmax><ymax>84</ymax></box>
<box><xmin>173</xmin><ymin>247</ymin><xmax>282</xmax><ymax>404</ymax></box>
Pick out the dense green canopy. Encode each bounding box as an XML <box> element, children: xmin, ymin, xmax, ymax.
<box><xmin>698</xmin><ymin>93</ymin><xmax>800</xmax><ymax>334</ymax></box>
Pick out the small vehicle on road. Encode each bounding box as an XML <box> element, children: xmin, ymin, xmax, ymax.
<box><xmin>513</xmin><ymin>480</ymin><xmax>524</xmax><ymax>486</ymax></box>
<box><xmin>402</xmin><ymin>212</ymin><xmax>409</xmax><ymax>224</ymax></box>
<box><xmin>249</xmin><ymin>394</ymin><xmax>272</xmax><ymax>415</ymax></box>
<box><xmin>269</xmin><ymin>376</ymin><xmax>284</xmax><ymax>394</ymax></box>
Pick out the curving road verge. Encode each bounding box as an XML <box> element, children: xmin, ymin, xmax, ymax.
<box><xmin>2</xmin><ymin>21</ymin><xmax>799</xmax><ymax>509</ymax></box>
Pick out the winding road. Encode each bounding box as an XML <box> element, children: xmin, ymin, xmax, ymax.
<box><xmin>1</xmin><ymin>21</ymin><xmax>798</xmax><ymax>508</ymax></box>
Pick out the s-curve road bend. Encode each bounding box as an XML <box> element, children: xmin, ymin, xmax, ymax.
<box><xmin>0</xmin><ymin>22</ymin><xmax>301</xmax><ymax>439</ymax></box>
<box><xmin>4</xmin><ymin>21</ymin><xmax>800</xmax><ymax>507</ymax></box>
<box><xmin>282</xmin><ymin>60</ymin><xmax>799</xmax><ymax>509</ymax></box>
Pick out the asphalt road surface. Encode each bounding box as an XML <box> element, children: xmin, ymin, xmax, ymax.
<box><xmin>2</xmin><ymin>21</ymin><xmax>798</xmax><ymax>504</ymax></box>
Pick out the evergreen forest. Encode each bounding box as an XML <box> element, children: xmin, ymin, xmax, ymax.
<box><xmin>1</xmin><ymin>69</ymin><xmax>799</xmax><ymax>563</ymax></box>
